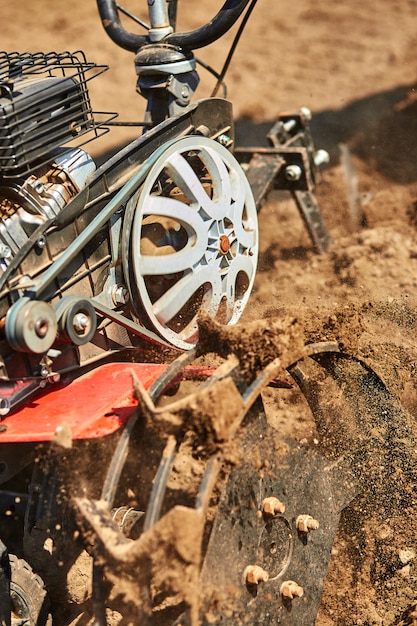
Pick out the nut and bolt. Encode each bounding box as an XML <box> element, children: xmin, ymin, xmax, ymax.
<box><xmin>314</xmin><ymin>149</ymin><xmax>330</xmax><ymax>167</ymax></box>
<box><xmin>73</xmin><ymin>313</ymin><xmax>89</xmax><ymax>333</ymax></box>
<box><xmin>217</xmin><ymin>134</ymin><xmax>231</xmax><ymax>147</ymax></box>
<box><xmin>112</xmin><ymin>285</ymin><xmax>130</xmax><ymax>307</ymax></box>
<box><xmin>36</xmin><ymin>236</ymin><xmax>46</xmax><ymax>251</ymax></box>
<box><xmin>285</xmin><ymin>164</ymin><xmax>303</xmax><ymax>182</ymax></box>
<box><xmin>219</xmin><ymin>234</ymin><xmax>231</xmax><ymax>254</ymax></box>
<box><xmin>35</xmin><ymin>318</ymin><xmax>49</xmax><ymax>339</ymax></box>
<box><xmin>299</xmin><ymin>106</ymin><xmax>312</xmax><ymax>121</ymax></box>
<box><xmin>40</xmin><ymin>365</ymin><xmax>50</xmax><ymax>378</ymax></box>
<box><xmin>280</xmin><ymin>580</ymin><xmax>304</xmax><ymax>599</ymax></box>
<box><xmin>262</xmin><ymin>496</ymin><xmax>286</xmax><ymax>516</ymax></box>
<box><xmin>283</xmin><ymin>119</ymin><xmax>297</xmax><ymax>133</ymax></box>
<box><xmin>243</xmin><ymin>565</ymin><xmax>269</xmax><ymax>585</ymax></box>
<box><xmin>296</xmin><ymin>514</ymin><xmax>319</xmax><ymax>533</ymax></box>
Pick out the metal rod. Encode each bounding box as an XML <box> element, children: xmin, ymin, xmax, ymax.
<box><xmin>147</xmin><ymin>0</ymin><xmax>170</xmax><ymax>29</ymax></box>
<box><xmin>143</xmin><ymin>436</ymin><xmax>177</xmax><ymax>532</ymax></box>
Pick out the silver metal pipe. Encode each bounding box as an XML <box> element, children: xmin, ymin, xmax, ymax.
<box><xmin>147</xmin><ymin>0</ymin><xmax>173</xmax><ymax>41</ymax></box>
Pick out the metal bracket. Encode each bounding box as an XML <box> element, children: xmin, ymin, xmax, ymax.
<box><xmin>292</xmin><ymin>190</ymin><xmax>331</xmax><ymax>253</ymax></box>
<box><xmin>242</xmin><ymin>153</ymin><xmax>285</xmax><ymax>211</ymax></box>
<box><xmin>235</xmin><ymin>109</ymin><xmax>331</xmax><ymax>253</ymax></box>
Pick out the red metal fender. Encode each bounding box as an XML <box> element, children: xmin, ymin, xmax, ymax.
<box><xmin>0</xmin><ymin>360</ymin><xmax>295</xmax><ymax>444</ymax></box>
<box><xmin>0</xmin><ymin>362</ymin><xmax>173</xmax><ymax>443</ymax></box>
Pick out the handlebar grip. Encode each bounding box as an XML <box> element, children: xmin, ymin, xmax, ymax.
<box><xmin>167</xmin><ymin>0</ymin><xmax>252</xmax><ymax>50</ymax></box>
<box><xmin>97</xmin><ymin>0</ymin><xmax>148</xmax><ymax>52</ymax></box>
<box><xmin>97</xmin><ymin>0</ymin><xmax>252</xmax><ymax>53</ymax></box>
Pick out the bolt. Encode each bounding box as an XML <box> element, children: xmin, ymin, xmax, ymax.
<box><xmin>219</xmin><ymin>234</ymin><xmax>231</xmax><ymax>254</ymax></box>
<box><xmin>262</xmin><ymin>496</ymin><xmax>286</xmax><ymax>516</ymax></box>
<box><xmin>243</xmin><ymin>565</ymin><xmax>269</xmax><ymax>585</ymax></box>
<box><xmin>314</xmin><ymin>149</ymin><xmax>330</xmax><ymax>167</ymax></box>
<box><xmin>0</xmin><ymin>244</ymin><xmax>11</xmax><ymax>260</ymax></box>
<box><xmin>217</xmin><ymin>134</ymin><xmax>231</xmax><ymax>147</ymax></box>
<box><xmin>299</xmin><ymin>106</ymin><xmax>312</xmax><ymax>121</ymax></box>
<box><xmin>296</xmin><ymin>514</ymin><xmax>319</xmax><ymax>533</ymax></box>
<box><xmin>35</xmin><ymin>318</ymin><xmax>49</xmax><ymax>339</ymax></box>
<box><xmin>283</xmin><ymin>119</ymin><xmax>297</xmax><ymax>133</ymax></box>
<box><xmin>285</xmin><ymin>164</ymin><xmax>303</xmax><ymax>182</ymax></box>
<box><xmin>36</xmin><ymin>236</ymin><xmax>46</xmax><ymax>250</ymax></box>
<box><xmin>70</xmin><ymin>121</ymin><xmax>82</xmax><ymax>136</ymax></box>
<box><xmin>280</xmin><ymin>580</ymin><xmax>304</xmax><ymax>599</ymax></box>
<box><xmin>40</xmin><ymin>365</ymin><xmax>50</xmax><ymax>378</ymax></box>
<box><xmin>73</xmin><ymin>313</ymin><xmax>89</xmax><ymax>333</ymax></box>
<box><xmin>112</xmin><ymin>285</ymin><xmax>130</xmax><ymax>307</ymax></box>
<box><xmin>53</xmin><ymin>422</ymin><xmax>72</xmax><ymax>449</ymax></box>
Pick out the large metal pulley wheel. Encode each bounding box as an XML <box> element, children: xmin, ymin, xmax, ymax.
<box><xmin>122</xmin><ymin>136</ymin><xmax>258</xmax><ymax>350</ymax></box>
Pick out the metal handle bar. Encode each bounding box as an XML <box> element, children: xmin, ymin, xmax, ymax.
<box><xmin>97</xmin><ymin>0</ymin><xmax>252</xmax><ymax>52</ymax></box>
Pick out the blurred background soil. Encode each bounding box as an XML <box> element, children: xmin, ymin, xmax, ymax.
<box><xmin>3</xmin><ymin>1</ymin><xmax>417</xmax><ymax>624</ymax></box>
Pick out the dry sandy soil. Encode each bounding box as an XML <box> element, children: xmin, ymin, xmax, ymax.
<box><xmin>4</xmin><ymin>1</ymin><xmax>417</xmax><ymax>624</ymax></box>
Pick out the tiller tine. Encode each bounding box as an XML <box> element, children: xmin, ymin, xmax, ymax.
<box><xmin>76</xmin><ymin>497</ymin><xmax>205</xmax><ymax>624</ymax></box>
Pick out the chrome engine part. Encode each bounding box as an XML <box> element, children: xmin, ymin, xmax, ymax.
<box><xmin>0</xmin><ymin>148</ymin><xmax>96</xmax><ymax>273</ymax></box>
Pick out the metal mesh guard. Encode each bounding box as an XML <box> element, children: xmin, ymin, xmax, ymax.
<box><xmin>0</xmin><ymin>51</ymin><xmax>116</xmax><ymax>178</ymax></box>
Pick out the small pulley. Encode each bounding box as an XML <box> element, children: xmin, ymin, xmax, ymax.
<box><xmin>5</xmin><ymin>297</ymin><xmax>57</xmax><ymax>354</ymax></box>
<box><xmin>54</xmin><ymin>295</ymin><xmax>97</xmax><ymax>346</ymax></box>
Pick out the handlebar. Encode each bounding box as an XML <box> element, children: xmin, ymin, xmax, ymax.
<box><xmin>96</xmin><ymin>0</ymin><xmax>252</xmax><ymax>53</ymax></box>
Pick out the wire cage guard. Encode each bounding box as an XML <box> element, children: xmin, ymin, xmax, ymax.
<box><xmin>0</xmin><ymin>50</ymin><xmax>116</xmax><ymax>178</ymax></box>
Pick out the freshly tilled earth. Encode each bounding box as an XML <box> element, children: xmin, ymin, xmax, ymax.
<box><xmin>4</xmin><ymin>1</ymin><xmax>417</xmax><ymax>624</ymax></box>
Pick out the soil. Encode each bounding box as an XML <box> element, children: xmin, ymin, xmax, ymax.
<box><xmin>4</xmin><ymin>0</ymin><xmax>417</xmax><ymax>624</ymax></box>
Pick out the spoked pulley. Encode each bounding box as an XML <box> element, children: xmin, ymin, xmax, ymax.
<box><xmin>122</xmin><ymin>136</ymin><xmax>258</xmax><ymax>350</ymax></box>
